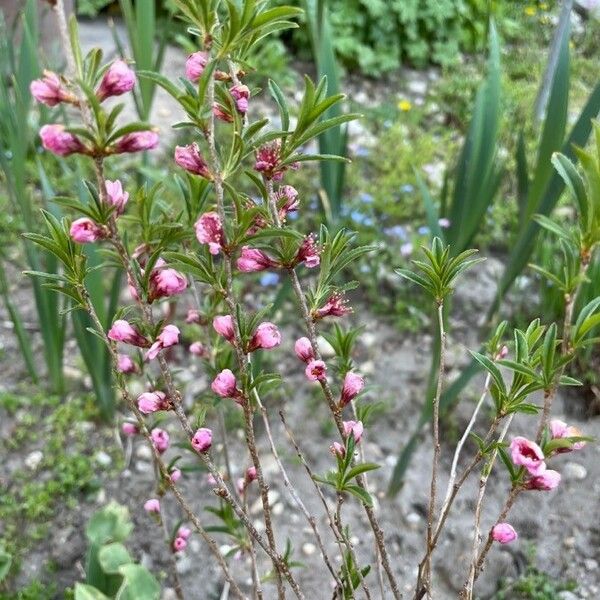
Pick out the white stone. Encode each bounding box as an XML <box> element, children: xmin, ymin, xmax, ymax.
<box><xmin>95</xmin><ymin>451</ymin><xmax>112</xmax><ymax>467</ymax></box>
<box><xmin>25</xmin><ymin>450</ymin><xmax>44</xmax><ymax>470</ymax></box>
<box><xmin>135</xmin><ymin>444</ymin><xmax>153</xmax><ymax>461</ymax></box>
<box><xmin>584</xmin><ymin>558</ymin><xmax>598</xmax><ymax>571</ymax></box>
<box><xmin>317</xmin><ymin>336</ymin><xmax>336</xmax><ymax>358</ymax></box>
<box><xmin>564</xmin><ymin>462</ymin><xmax>587</xmax><ymax>481</ymax></box>
<box><xmin>302</xmin><ymin>542</ymin><xmax>316</xmax><ymax>556</ymax></box>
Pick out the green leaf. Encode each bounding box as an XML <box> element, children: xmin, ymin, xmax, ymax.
<box><xmin>344</xmin><ymin>484</ymin><xmax>373</xmax><ymax>507</ymax></box>
<box><xmin>117</xmin><ymin>564</ymin><xmax>160</xmax><ymax>600</ymax></box>
<box><xmin>74</xmin><ymin>584</ymin><xmax>110</xmax><ymax>600</ymax></box>
<box><xmin>98</xmin><ymin>543</ymin><xmax>132</xmax><ymax>574</ymax></box>
<box><xmin>343</xmin><ymin>462</ymin><xmax>380</xmax><ymax>484</ymax></box>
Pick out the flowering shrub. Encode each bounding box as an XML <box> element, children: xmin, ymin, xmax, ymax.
<box><xmin>26</xmin><ymin>1</ymin><xmax>598</xmax><ymax>598</ymax></box>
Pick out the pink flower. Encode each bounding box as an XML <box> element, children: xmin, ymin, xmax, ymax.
<box><xmin>492</xmin><ymin>523</ymin><xmax>517</xmax><ymax>544</ymax></box>
<box><xmin>340</xmin><ymin>372</ymin><xmax>365</xmax><ymax>407</ymax></box>
<box><xmin>170</xmin><ymin>468</ymin><xmax>182</xmax><ymax>483</ymax></box>
<box><xmin>177</xmin><ymin>526</ymin><xmax>192</xmax><ymax>540</ymax></box>
<box><xmin>30</xmin><ymin>71</ymin><xmax>76</xmax><ymax>106</ymax></box>
<box><xmin>510</xmin><ymin>437</ymin><xmax>546</xmax><ymax>476</ymax></box>
<box><xmin>330</xmin><ymin>442</ymin><xmax>345</xmax><ymax>458</ymax></box>
<box><xmin>189</xmin><ymin>341</ymin><xmax>208</xmax><ymax>357</ymax></box>
<box><xmin>245</xmin><ymin>466</ymin><xmax>257</xmax><ymax>483</ymax></box>
<box><xmin>305</xmin><ymin>359</ymin><xmax>327</xmax><ymax>382</ymax></box>
<box><xmin>277</xmin><ymin>185</ymin><xmax>299</xmax><ymax>220</ymax></box>
<box><xmin>195</xmin><ymin>212</ymin><xmax>225</xmax><ymax>255</ymax></box>
<box><xmin>146</xmin><ymin>324</ymin><xmax>180</xmax><ymax>360</ymax></box>
<box><xmin>151</xmin><ymin>428</ymin><xmax>170</xmax><ymax>453</ymax></box>
<box><xmin>213</xmin><ymin>104</ymin><xmax>233</xmax><ymax>123</ymax></box>
<box><xmin>144</xmin><ymin>498</ymin><xmax>160</xmax><ymax>513</ymax></box>
<box><xmin>237</xmin><ymin>246</ymin><xmax>278</xmax><ymax>272</ymax></box>
<box><xmin>550</xmin><ymin>419</ymin><xmax>587</xmax><ymax>452</ymax></box>
<box><xmin>294</xmin><ymin>337</ymin><xmax>314</xmax><ymax>362</ymax></box>
<box><xmin>105</xmin><ymin>180</ymin><xmax>129</xmax><ymax>215</ymax></box>
<box><xmin>174</xmin><ymin>143</ymin><xmax>211</xmax><ymax>179</ymax></box>
<box><xmin>149</xmin><ymin>268</ymin><xmax>187</xmax><ymax>302</ymax></box>
<box><xmin>525</xmin><ymin>469</ymin><xmax>561</xmax><ymax>491</ymax></box>
<box><xmin>213</xmin><ymin>315</ymin><xmax>235</xmax><ymax>343</ymax></box>
<box><xmin>172</xmin><ymin>536</ymin><xmax>187</xmax><ymax>552</ymax></box>
<box><xmin>186</xmin><ymin>309</ymin><xmax>201</xmax><ymax>324</ymax></box>
<box><xmin>230</xmin><ymin>84</ymin><xmax>250</xmax><ymax>114</ymax></box>
<box><xmin>314</xmin><ymin>292</ymin><xmax>352</xmax><ymax>319</ymax></box>
<box><xmin>295</xmin><ymin>234</ymin><xmax>321</xmax><ymax>268</ymax></box>
<box><xmin>255</xmin><ymin>140</ymin><xmax>286</xmax><ymax>180</ymax></box>
<box><xmin>117</xmin><ymin>354</ymin><xmax>137</xmax><ymax>374</ymax></box>
<box><xmin>96</xmin><ymin>60</ymin><xmax>135</xmax><ymax>101</ymax></box>
<box><xmin>108</xmin><ymin>320</ymin><xmax>148</xmax><ymax>347</ymax></box>
<box><xmin>121</xmin><ymin>422</ymin><xmax>138</xmax><ymax>436</ymax></box>
<box><xmin>211</xmin><ymin>369</ymin><xmax>238</xmax><ymax>398</ymax></box>
<box><xmin>185</xmin><ymin>51</ymin><xmax>209</xmax><ymax>82</ymax></box>
<box><xmin>137</xmin><ymin>390</ymin><xmax>167</xmax><ymax>414</ymax></box>
<box><xmin>206</xmin><ymin>473</ymin><xmax>218</xmax><ymax>486</ymax></box>
<box><xmin>249</xmin><ymin>322</ymin><xmax>281</xmax><ymax>351</ymax></box>
<box><xmin>40</xmin><ymin>124</ymin><xmax>87</xmax><ymax>156</ymax></box>
<box><xmin>236</xmin><ymin>477</ymin><xmax>246</xmax><ymax>495</ymax></box>
<box><xmin>114</xmin><ymin>130</ymin><xmax>159</xmax><ymax>153</ymax></box>
<box><xmin>70</xmin><ymin>218</ymin><xmax>105</xmax><ymax>244</ymax></box>
<box><xmin>343</xmin><ymin>420</ymin><xmax>364</xmax><ymax>443</ymax></box>
<box><xmin>438</xmin><ymin>217</ymin><xmax>451</xmax><ymax>228</ymax></box>
<box><xmin>191</xmin><ymin>427</ymin><xmax>213</xmax><ymax>453</ymax></box>
<box><xmin>497</xmin><ymin>345</ymin><xmax>509</xmax><ymax>359</ymax></box>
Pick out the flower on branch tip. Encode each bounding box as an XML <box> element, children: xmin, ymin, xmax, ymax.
<box><xmin>146</xmin><ymin>324</ymin><xmax>180</xmax><ymax>361</ymax></box>
<box><xmin>69</xmin><ymin>217</ymin><xmax>106</xmax><ymax>244</ymax></box>
<box><xmin>30</xmin><ymin>71</ymin><xmax>77</xmax><ymax>106</ymax></box>
<box><xmin>170</xmin><ymin>468</ymin><xmax>182</xmax><ymax>483</ymax></box>
<box><xmin>550</xmin><ymin>419</ymin><xmax>587</xmax><ymax>452</ymax></box>
<box><xmin>117</xmin><ymin>353</ymin><xmax>137</xmax><ymax>374</ymax></box>
<box><xmin>213</xmin><ymin>314</ymin><xmax>235</xmax><ymax>344</ymax></box>
<box><xmin>172</xmin><ymin>536</ymin><xmax>187</xmax><ymax>553</ymax></box>
<box><xmin>195</xmin><ymin>212</ymin><xmax>225</xmax><ymax>255</ymax></box>
<box><xmin>525</xmin><ymin>469</ymin><xmax>561</xmax><ymax>491</ymax></box>
<box><xmin>254</xmin><ymin>140</ymin><xmax>298</xmax><ymax>181</ymax></box>
<box><xmin>108</xmin><ymin>320</ymin><xmax>148</xmax><ymax>347</ymax></box>
<box><xmin>213</xmin><ymin>104</ymin><xmax>234</xmax><ymax>123</ymax></box>
<box><xmin>211</xmin><ymin>369</ymin><xmax>241</xmax><ymax>400</ymax></box>
<box><xmin>186</xmin><ymin>309</ymin><xmax>202</xmax><ymax>324</ymax></box>
<box><xmin>96</xmin><ymin>59</ymin><xmax>135</xmax><ymax>102</ymax></box>
<box><xmin>237</xmin><ymin>466</ymin><xmax>258</xmax><ymax>494</ymax></box>
<box><xmin>340</xmin><ymin>372</ymin><xmax>365</xmax><ymax>407</ymax></box>
<box><xmin>330</xmin><ymin>441</ymin><xmax>345</xmax><ymax>458</ymax></box>
<box><xmin>230</xmin><ymin>84</ymin><xmax>250</xmax><ymax>114</ymax></box>
<box><xmin>343</xmin><ymin>420</ymin><xmax>364</xmax><ymax>443</ymax></box>
<box><xmin>148</xmin><ymin>268</ymin><xmax>187</xmax><ymax>303</ymax></box>
<box><xmin>137</xmin><ymin>390</ymin><xmax>168</xmax><ymax>414</ymax></box>
<box><xmin>305</xmin><ymin>359</ymin><xmax>327</xmax><ymax>382</ymax></box>
<box><xmin>191</xmin><ymin>427</ymin><xmax>212</xmax><ymax>453</ymax></box>
<box><xmin>492</xmin><ymin>523</ymin><xmax>517</xmax><ymax>544</ymax></box>
<box><xmin>105</xmin><ymin>179</ymin><xmax>129</xmax><ymax>216</ymax></box>
<box><xmin>150</xmin><ymin>427</ymin><xmax>170</xmax><ymax>454</ymax></box>
<box><xmin>294</xmin><ymin>337</ymin><xmax>314</xmax><ymax>362</ymax></box>
<box><xmin>277</xmin><ymin>185</ymin><xmax>300</xmax><ymax>221</ymax></box>
<box><xmin>510</xmin><ymin>436</ymin><xmax>546</xmax><ymax>476</ymax></box>
<box><xmin>248</xmin><ymin>322</ymin><xmax>281</xmax><ymax>352</ymax></box>
<box><xmin>144</xmin><ymin>498</ymin><xmax>160</xmax><ymax>514</ymax></box>
<box><xmin>113</xmin><ymin>130</ymin><xmax>159</xmax><ymax>154</ymax></box>
<box><xmin>185</xmin><ymin>51</ymin><xmax>209</xmax><ymax>82</ymax></box>
<box><xmin>313</xmin><ymin>292</ymin><xmax>352</xmax><ymax>320</ymax></box>
<box><xmin>237</xmin><ymin>246</ymin><xmax>279</xmax><ymax>272</ymax></box>
<box><xmin>295</xmin><ymin>234</ymin><xmax>321</xmax><ymax>268</ymax></box>
<box><xmin>189</xmin><ymin>341</ymin><xmax>208</xmax><ymax>357</ymax></box>
<box><xmin>174</xmin><ymin>143</ymin><xmax>212</xmax><ymax>179</ymax></box>
<box><xmin>40</xmin><ymin>124</ymin><xmax>88</xmax><ymax>156</ymax></box>
<box><xmin>121</xmin><ymin>422</ymin><xmax>138</xmax><ymax>436</ymax></box>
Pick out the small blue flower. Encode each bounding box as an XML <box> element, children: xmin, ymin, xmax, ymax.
<box><xmin>418</xmin><ymin>226</ymin><xmax>430</xmax><ymax>235</ymax></box>
<box><xmin>400</xmin><ymin>184</ymin><xmax>414</xmax><ymax>194</ymax></box>
<box><xmin>360</xmin><ymin>264</ymin><xmax>370</xmax><ymax>273</ymax></box>
<box><xmin>384</xmin><ymin>225</ymin><xmax>408</xmax><ymax>240</ymax></box>
<box><xmin>354</xmin><ymin>146</ymin><xmax>370</xmax><ymax>157</ymax></box>
<box><xmin>259</xmin><ymin>272</ymin><xmax>280</xmax><ymax>286</ymax></box>
<box><xmin>359</xmin><ymin>192</ymin><xmax>374</xmax><ymax>204</ymax></box>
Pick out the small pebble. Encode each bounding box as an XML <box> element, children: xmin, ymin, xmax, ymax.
<box><xmin>95</xmin><ymin>451</ymin><xmax>112</xmax><ymax>467</ymax></box>
<box><xmin>302</xmin><ymin>542</ymin><xmax>316</xmax><ymax>556</ymax></box>
<box><xmin>564</xmin><ymin>462</ymin><xmax>587</xmax><ymax>481</ymax></box>
<box><xmin>24</xmin><ymin>450</ymin><xmax>43</xmax><ymax>470</ymax></box>
<box><xmin>584</xmin><ymin>558</ymin><xmax>598</xmax><ymax>571</ymax></box>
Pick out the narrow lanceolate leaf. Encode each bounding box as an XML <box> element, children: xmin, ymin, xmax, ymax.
<box><xmin>551</xmin><ymin>152</ymin><xmax>589</xmax><ymax>229</ymax></box>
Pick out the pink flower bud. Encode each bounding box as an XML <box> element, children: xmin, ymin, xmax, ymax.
<box><xmin>343</xmin><ymin>420</ymin><xmax>364</xmax><ymax>443</ymax></box>
<box><xmin>294</xmin><ymin>337</ymin><xmax>314</xmax><ymax>362</ymax></box>
<box><xmin>509</xmin><ymin>436</ymin><xmax>546</xmax><ymax>476</ymax></box>
<box><xmin>195</xmin><ymin>212</ymin><xmax>225</xmax><ymax>255</ymax></box>
<box><xmin>330</xmin><ymin>442</ymin><xmax>345</xmax><ymax>458</ymax></box>
<box><xmin>550</xmin><ymin>419</ymin><xmax>568</xmax><ymax>439</ymax></box>
<box><xmin>237</xmin><ymin>246</ymin><xmax>278</xmax><ymax>272</ymax></box>
<box><xmin>314</xmin><ymin>292</ymin><xmax>352</xmax><ymax>319</ymax></box>
<box><xmin>170</xmin><ymin>468</ymin><xmax>182</xmax><ymax>483</ymax></box>
<box><xmin>185</xmin><ymin>51</ymin><xmax>209</xmax><ymax>82</ymax></box>
<box><xmin>121</xmin><ymin>422</ymin><xmax>138</xmax><ymax>436</ymax></box>
<box><xmin>114</xmin><ymin>130</ymin><xmax>159</xmax><ymax>153</ymax></box>
<box><xmin>211</xmin><ymin>369</ymin><xmax>238</xmax><ymax>398</ymax></box>
<box><xmin>137</xmin><ymin>390</ymin><xmax>167</xmax><ymax>414</ymax></box>
<box><xmin>245</xmin><ymin>466</ymin><xmax>258</xmax><ymax>483</ymax></box>
<box><xmin>144</xmin><ymin>498</ymin><xmax>160</xmax><ymax>513</ymax></box>
<box><xmin>174</xmin><ymin>143</ymin><xmax>211</xmax><ymax>179</ymax></box>
<box><xmin>105</xmin><ymin>180</ymin><xmax>129</xmax><ymax>215</ymax></box>
<box><xmin>96</xmin><ymin>60</ymin><xmax>135</xmax><ymax>101</ymax></box>
<box><xmin>213</xmin><ymin>104</ymin><xmax>233</xmax><ymax>122</ymax></box>
<box><xmin>108</xmin><ymin>320</ymin><xmax>148</xmax><ymax>347</ymax></box>
<box><xmin>117</xmin><ymin>354</ymin><xmax>137</xmax><ymax>374</ymax></box>
<box><xmin>492</xmin><ymin>523</ymin><xmax>517</xmax><ymax>544</ymax></box>
<box><xmin>305</xmin><ymin>359</ymin><xmax>327</xmax><ymax>382</ymax></box>
<box><xmin>172</xmin><ymin>536</ymin><xmax>187</xmax><ymax>552</ymax></box>
<box><xmin>206</xmin><ymin>473</ymin><xmax>218</xmax><ymax>486</ymax></box>
<box><xmin>189</xmin><ymin>341</ymin><xmax>208</xmax><ymax>357</ymax></box>
<box><xmin>148</xmin><ymin>268</ymin><xmax>187</xmax><ymax>302</ymax></box>
<box><xmin>295</xmin><ymin>234</ymin><xmax>321</xmax><ymax>268</ymax></box>
<box><xmin>191</xmin><ymin>427</ymin><xmax>213</xmax><ymax>453</ymax></box>
<box><xmin>70</xmin><ymin>218</ymin><xmax>105</xmax><ymax>244</ymax></box>
<box><xmin>145</xmin><ymin>325</ymin><xmax>181</xmax><ymax>361</ymax></box>
<box><xmin>249</xmin><ymin>322</ymin><xmax>281</xmax><ymax>351</ymax></box>
<box><xmin>236</xmin><ymin>477</ymin><xmax>245</xmax><ymax>495</ymax></box>
<box><xmin>177</xmin><ymin>526</ymin><xmax>192</xmax><ymax>540</ymax></box>
<box><xmin>497</xmin><ymin>345</ymin><xmax>509</xmax><ymax>359</ymax></box>
<box><xmin>213</xmin><ymin>315</ymin><xmax>235</xmax><ymax>343</ymax></box>
<box><xmin>340</xmin><ymin>372</ymin><xmax>365</xmax><ymax>407</ymax></box>
<box><xmin>150</xmin><ymin>427</ymin><xmax>170</xmax><ymax>453</ymax></box>
<box><xmin>30</xmin><ymin>71</ymin><xmax>76</xmax><ymax>106</ymax></box>
<box><xmin>525</xmin><ymin>469</ymin><xmax>561</xmax><ymax>491</ymax></box>
<box><xmin>40</xmin><ymin>124</ymin><xmax>87</xmax><ymax>156</ymax></box>
<box><xmin>230</xmin><ymin>84</ymin><xmax>250</xmax><ymax>114</ymax></box>
<box><xmin>277</xmin><ymin>185</ymin><xmax>300</xmax><ymax>220</ymax></box>
<box><xmin>186</xmin><ymin>309</ymin><xmax>201</xmax><ymax>324</ymax></box>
